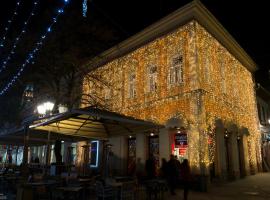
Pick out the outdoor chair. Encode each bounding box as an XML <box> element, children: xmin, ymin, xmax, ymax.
<box><xmin>120</xmin><ymin>181</ymin><xmax>136</xmax><ymax>200</ymax></box>
<box><xmin>144</xmin><ymin>179</ymin><xmax>168</xmax><ymax>200</ymax></box>
<box><xmin>95</xmin><ymin>181</ymin><xmax>117</xmax><ymax>200</ymax></box>
<box><xmin>16</xmin><ymin>186</ymin><xmax>34</xmax><ymax>200</ymax></box>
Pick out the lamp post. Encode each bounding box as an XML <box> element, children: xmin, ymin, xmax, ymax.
<box><xmin>36</xmin><ymin>101</ymin><xmax>54</xmax><ymax>174</ymax></box>
<box><xmin>37</xmin><ymin>101</ymin><xmax>54</xmax><ymax>116</ymax></box>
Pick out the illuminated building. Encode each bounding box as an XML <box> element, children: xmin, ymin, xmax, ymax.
<box><xmin>82</xmin><ymin>1</ymin><xmax>261</xmax><ymax>178</ymax></box>
<box><xmin>256</xmin><ymin>84</ymin><xmax>270</xmax><ymax>170</ymax></box>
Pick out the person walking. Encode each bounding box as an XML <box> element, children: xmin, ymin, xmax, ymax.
<box><xmin>167</xmin><ymin>155</ymin><xmax>178</xmax><ymax>195</ymax></box>
<box><xmin>145</xmin><ymin>154</ymin><xmax>156</xmax><ymax>179</ymax></box>
<box><xmin>180</xmin><ymin>159</ymin><xmax>191</xmax><ymax>200</ymax></box>
<box><xmin>160</xmin><ymin>158</ymin><xmax>168</xmax><ymax>178</ymax></box>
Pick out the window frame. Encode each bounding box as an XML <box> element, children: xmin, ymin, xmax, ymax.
<box><xmin>148</xmin><ymin>64</ymin><xmax>158</xmax><ymax>93</ymax></box>
<box><xmin>128</xmin><ymin>73</ymin><xmax>136</xmax><ymax>98</ymax></box>
<box><xmin>168</xmin><ymin>54</ymin><xmax>184</xmax><ymax>86</ymax></box>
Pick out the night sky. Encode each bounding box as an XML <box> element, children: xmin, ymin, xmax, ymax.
<box><xmin>0</xmin><ymin>0</ymin><xmax>270</xmax><ymax>88</ymax></box>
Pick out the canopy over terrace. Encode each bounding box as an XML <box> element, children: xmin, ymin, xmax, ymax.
<box><xmin>29</xmin><ymin>107</ymin><xmax>164</xmax><ymax>140</ymax></box>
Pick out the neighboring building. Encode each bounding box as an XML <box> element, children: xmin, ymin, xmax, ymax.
<box><xmin>82</xmin><ymin>1</ymin><xmax>261</xmax><ymax>179</ymax></box>
<box><xmin>20</xmin><ymin>83</ymin><xmax>35</xmax><ymax>120</ymax></box>
<box><xmin>256</xmin><ymin>84</ymin><xmax>270</xmax><ymax>170</ymax></box>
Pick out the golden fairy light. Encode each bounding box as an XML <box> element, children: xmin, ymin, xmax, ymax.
<box><xmin>81</xmin><ymin>20</ymin><xmax>261</xmax><ymax>171</ymax></box>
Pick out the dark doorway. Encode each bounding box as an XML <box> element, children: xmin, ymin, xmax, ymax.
<box><xmin>127</xmin><ymin>137</ymin><xmax>136</xmax><ymax>175</ymax></box>
<box><xmin>148</xmin><ymin>135</ymin><xmax>159</xmax><ymax>168</ymax></box>
<box><xmin>224</xmin><ymin>132</ymin><xmax>231</xmax><ymax>176</ymax></box>
<box><xmin>237</xmin><ymin>136</ymin><xmax>245</xmax><ymax>177</ymax></box>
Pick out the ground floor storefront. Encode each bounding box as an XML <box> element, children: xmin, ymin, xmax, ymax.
<box><xmin>106</xmin><ymin>118</ymin><xmax>261</xmax><ymax>181</ymax></box>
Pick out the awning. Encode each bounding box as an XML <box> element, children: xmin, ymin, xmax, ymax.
<box><xmin>29</xmin><ymin>107</ymin><xmax>163</xmax><ymax>140</ymax></box>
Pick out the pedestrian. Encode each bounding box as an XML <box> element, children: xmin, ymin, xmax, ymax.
<box><xmin>145</xmin><ymin>154</ymin><xmax>156</xmax><ymax>179</ymax></box>
<box><xmin>160</xmin><ymin>158</ymin><xmax>168</xmax><ymax>178</ymax></box>
<box><xmin>180</xmin><ymin>159</ymin><xmax>191</xmax><ymax>200</ymax></box>
<box><xmin>167</xmin><ymin>155</ymin><xmax>178</xmax><ymax>195</ymax></box>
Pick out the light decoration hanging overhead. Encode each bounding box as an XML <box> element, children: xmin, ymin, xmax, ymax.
<box><xmin>0</xmin><ymin>0</ymin><xmax>70</xmax><ymax>96</ymax></box>
<box><xmin>82</xmin><ymin>21</ymin><xmax>261</xmax><ymax>171</ymax></box>
<box><xmin>82</xmin><ymin>0</ymin><xmax>88</xmax><ymax>17</ymax></box>
<box><xmin>0</xmin><ymin>0</ymin><xmax>22</xmax><ymax>49</ymax></box>
<box><xmin>0</xmin><ymin>0</ymin><xmax>40</xmax><ymax>74</ymax></box>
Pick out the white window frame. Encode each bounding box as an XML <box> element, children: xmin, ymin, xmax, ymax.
<box><xmin>169</xmin><ymin>54</ymin><xmax>184</xmax><ymax>86</ymax></box>
<box><xmin>104</xmin><ymin>87</ymin><xmax>111</xmax><ymax>100</ymax></box>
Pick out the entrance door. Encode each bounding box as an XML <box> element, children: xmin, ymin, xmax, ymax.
<box><xmin>127</xmin><ymin>138</ymin><xmax>136</xmax><ymax>175</ymax></box>
<box><xmin>237</xmin><ymin>137</ymin><xmax>245</xmax><ymax>177</ymax></box>
<box><xmin>224</xmin><ymin>136</ymin><xmax>231</xmax><ymax>175</ymax></box>
<box><xmin>148</xmin><ymin>135</ymin><xmax>159</xmax><ymax>168</ymax></box>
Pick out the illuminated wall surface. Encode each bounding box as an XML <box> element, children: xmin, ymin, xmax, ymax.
<box><xmin>82</xmin><ymin>21</ymin><xmax>261</xmax><ymax>171</ymax></box>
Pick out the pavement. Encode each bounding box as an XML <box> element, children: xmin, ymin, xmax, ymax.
<box><xmin>2</xmin><ymin>173</ymin><xmax>270</xmax><ymax>200</ymax></box>
<box><xmin>166</xmin><ymin>173</ymin><xmax>270</xmax><ymax>200</ymax></box>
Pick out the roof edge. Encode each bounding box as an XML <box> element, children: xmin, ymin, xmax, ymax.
<box><xmin>85</xmin><ymin>0</ymin><xmax>257</xmax><ymax>72</ymax></box>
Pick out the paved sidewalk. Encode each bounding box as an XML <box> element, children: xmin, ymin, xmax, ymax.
<box><xmin>166</xmin><ymin>173</ymin><xmax>270</xmax><ymax>200</ymax></box>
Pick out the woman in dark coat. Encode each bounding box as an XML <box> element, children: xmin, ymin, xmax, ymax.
<box><xmin>180</xmin><ymin>159</ymin><xmax>191</xmax><ymax>200</ymax></box>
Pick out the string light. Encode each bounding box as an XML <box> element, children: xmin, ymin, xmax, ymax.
<box><xmin>82</xmin><ymin>21</ymin><xmax>261</xmax><ymax>171</ymax></box>
<box><xmin>82</xmin><ymin>0</ymin><xmax>87</xmax><ymax>17</ymax></box>
<box><xmin>0</xmin><ymin>0</ymin><xmax>40</xmax><ymax>74</ymax></box>
<box><xmin>0</xmin><ymin>0</ymin><xmax>70</xmax><ymax>96</ymax></box>
<box><xmin>0</xmin><ymin>0</ymin><xmax>22</xmax><ymax>49</ymax></box>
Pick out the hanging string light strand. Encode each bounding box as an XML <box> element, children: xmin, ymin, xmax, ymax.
<box><xmin>0</xmin><ymin>0</ymin><xmax>22</xmax><ymax>49</ymax></box>
<box><xmin>82</xmin><ymin>0</ymin><xmax>88</xmax><ymax>17</ymax></box>
<box><xmin>0</xmin><ymin>0</ymin><xmax>40</xmax><ymax>74</ymax></box>
<box><xmin>0</xmin><ymin>0</ymin><xmax>70</xmax><ymax>96</ymax></box>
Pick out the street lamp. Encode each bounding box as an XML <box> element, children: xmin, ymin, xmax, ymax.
<box><xmin>37</xmin><ymin>101</ymin><xmax>54</xmax><ymax>116</ymax></box>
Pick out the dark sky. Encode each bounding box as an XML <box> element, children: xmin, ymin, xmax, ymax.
<box><xmin>92</xmin><ymin>0</ymin><xmax>270</xmax><ymax>86</ymax></box>
<box><xmin>1</xmin><ymin>0</ymin><xmax>270</xmax><ymax>87</ymax></box>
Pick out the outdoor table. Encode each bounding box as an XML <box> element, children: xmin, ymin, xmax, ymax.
<box><xmin>78</xmin><ymin>178</ymin><xmax>92</xmax><ymax>183</ymax></box>
<box><xmin>26</xmin><ymin>180</ymin><xmax>60</xmax><ymax>200</ymax></box>
<box><xmin>144</xmin><ymin>179</ymin><xmax>168</xmax><ymax>200</ymax></box>
<box><xmin>114</xmin><ymin>176</ymin><xmax>134</xmax><ymax>182</ymax></box>
<box><xmin>56</xmin><ymin>186</ymin><xmax>83</xmax><ymax>199</ymax></box>
<box><xmin>108</xmin><ymin>182</ymin><xmax>122</xmax><ymax>187</ymax></box>
<box><xmin>78</xmin><ymin>178</ymin><xmax>93</xmax><ymax>199</ymax></box>
<box><xmin>0</xmin><ymin>195</ymin><xmax>7</xmax><ymax>200</ymax></box>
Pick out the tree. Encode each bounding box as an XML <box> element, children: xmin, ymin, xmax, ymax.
<box><xmin>0</xmin><ymin>1</ymin><xmax>125</xmax><ymax>128</ymax></box>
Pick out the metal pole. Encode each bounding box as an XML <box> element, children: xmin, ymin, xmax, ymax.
<box><xmin>45</xmin><ymin>131</ymin><xmax>51</xmax><ymax>175</ymax></box>
<box><xmin>15</xmin><ymin>146</ymin><xmax>19</xmax><ymax>166</ymax></box>
<box><xmin>22</xmin><ymin>124</ymin><xmax>29</xmax><ymax>176</ymax></box>
<box><xmin>22</xmin><ymin>125</ymin><xmax>29</xmax><ymax>166</ymax></box>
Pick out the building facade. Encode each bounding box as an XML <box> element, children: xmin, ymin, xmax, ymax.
<box><xmin>256</xmin><ymin>84</ymin><xmax>270</xmax><ymax>170</ymax></box>
<box><xmin>82</xmin><ymin>1</ymin><xmax>261</xmax><ymax>179</ymax></box>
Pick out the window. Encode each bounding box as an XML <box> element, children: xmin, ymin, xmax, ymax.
<box><xmin>169</xmin><ymin>55</ymin><xmax>183</xmax><ymax>85</ymax></box>
<box><xmin>149</xmin><ymin>135</ymin><xmax>159</xmax><ymax>167</ymax></box>
<box><xmin>128</xmin><ymin>73</ymin><xmax>136</xmax><ymax>98</ymax></box>
<box><xmin>90</xmin><ymin>141</ymin><xmax>99</xmax><ymax>168</ymax></box>
<box><xmin>148</xmin><ymin>65</ymin><xmax>158</xmax><ymax>92</ymax></box>
<box><xmin>104</xmin><ymin>87</ymin><xmax>111</xmax><ymax>100</ymax></box>
<box><xmin>127</xmin><ymin>138</ymin><xmax>136</xmax><ymax>175</ymax></box>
